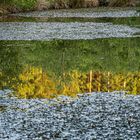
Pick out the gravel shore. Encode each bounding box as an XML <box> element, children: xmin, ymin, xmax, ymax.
<box><xmin>0</xmin><ymin>90</ymin><xmax>140</xmax><ymax>140</ymax></box>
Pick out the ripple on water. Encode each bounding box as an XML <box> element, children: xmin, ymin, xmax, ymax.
<box><xmin>0</xmin><ymin>91</ymin><xmax>140</xmax><ymax>139</ymax></box>
<box><xmin>13</xmin><ymin>10</ymin><xmax>140</xmax><ymax>18</ymax></box>
<box><xmin>0</xmin><ymin>22</ymin><xmax>140</xmax><ymax>40</ymax></box>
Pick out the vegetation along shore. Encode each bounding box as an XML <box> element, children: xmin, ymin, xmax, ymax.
<box><xmin>0</xmin><ymin>0</ymin><xmax>140</xmax><ymax>15</ymax></box>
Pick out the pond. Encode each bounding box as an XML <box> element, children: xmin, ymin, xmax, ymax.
<box><xmin>0</xmin><ymin>7</ymin><xmax>140</xmax><ymax>97</ymax></box>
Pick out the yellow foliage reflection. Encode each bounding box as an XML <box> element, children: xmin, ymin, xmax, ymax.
<box><xmin>0</xmin><ymin>66</ymin><xmax>140</xmax><ymax>98</ymax></box>
<box><xmin>12</xmin><ymin>66</ymin><xmax>57</xmax><ymax>99</ymax></box>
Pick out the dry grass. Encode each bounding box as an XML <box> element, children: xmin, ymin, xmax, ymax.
<box><xmin>0</xmin><ymin>4</ymin><xmax>11</xmax><ymax>14</ymax></box>
<box><xmin>68</xmin><ymin>0</ymin><xmax>99</xmax><ymax>8</ymax></box>
<box><xmin>0</xmin><ymin>7</ymin><xmax>7</xmax><ymax>14</ymax></box>
<box><xmin>49</xmin><ymin>0</ymin><xmax>69</xmax><ymax>9</ymax></box>
<box><xmin>35</xmin><ymin>0</ymin><xmax>49</xmax><ymax>10</ymax></box>
<box><xmin>84</xmin><ymin>0</ymin><xmax>99</xmax><ymax>7</ymax></box>
<box><xmin>109</xmin><ymin>0</ymin><xmax>136</xmax><ymax>7</ymax></box>
<box><xmin>0</xmin><ymin>0</ymin><xmax>137</xmax><ymax>14</ymax></box>
<box><xmin>51</xmin><ymin>0</ymin><xmax>100</xmax><ymax>9</ymax></box>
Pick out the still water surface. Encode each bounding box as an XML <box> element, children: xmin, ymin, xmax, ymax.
<box><xmin>0</xmin><ymin>8</ymin><xmax>140</xmax><ymax>95</ymax></box>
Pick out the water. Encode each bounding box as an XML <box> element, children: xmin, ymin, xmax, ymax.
<box><xmin>0</xmin><ymin>7</ymin><xmax>140</xmax><ymax>140</ymax></box>
<box><xmin>0</xmin><ymin>91</ymin><xmax>140</xmax><ymax>139</ymax></box>
<box><xmin>13</xmin><ymin>8</ymin><xmax>140</xmax><ymax>18</ymax></box>
<box><xmin>0</xmin><ymin>8</ymin><xmax>140</xmax><ymax>93</ymax></box>
<box><xmin>0</xmin><ymin>22</ymin><xmax>139</xmax><ymax>40</ymax></box>
<box><xmin>0</xmin><ymin>8</ymin><xmax>140</xmax><ymax>40</ymax></box>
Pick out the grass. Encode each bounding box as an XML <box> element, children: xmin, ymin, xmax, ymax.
<box><xmin>0</xmin><ymin>38</ymin><xmax>140</xmax><ymax>75</ymax></box>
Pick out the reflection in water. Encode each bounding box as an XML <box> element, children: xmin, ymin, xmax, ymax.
<box><xmin>0</xmin><ymin>38</ymin><xmax>140</xmax><ymax>97</ymax></box>
<box><xmin>0</xmin><ymin>66</ymin><xmax>140</xmax><ymax>99</ymax></box>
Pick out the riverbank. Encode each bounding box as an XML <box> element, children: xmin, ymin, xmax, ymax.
<box><xmin>0</xmin><ymin>0</ymin><xmax>139</xmax><ymax>15</ymax></box>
